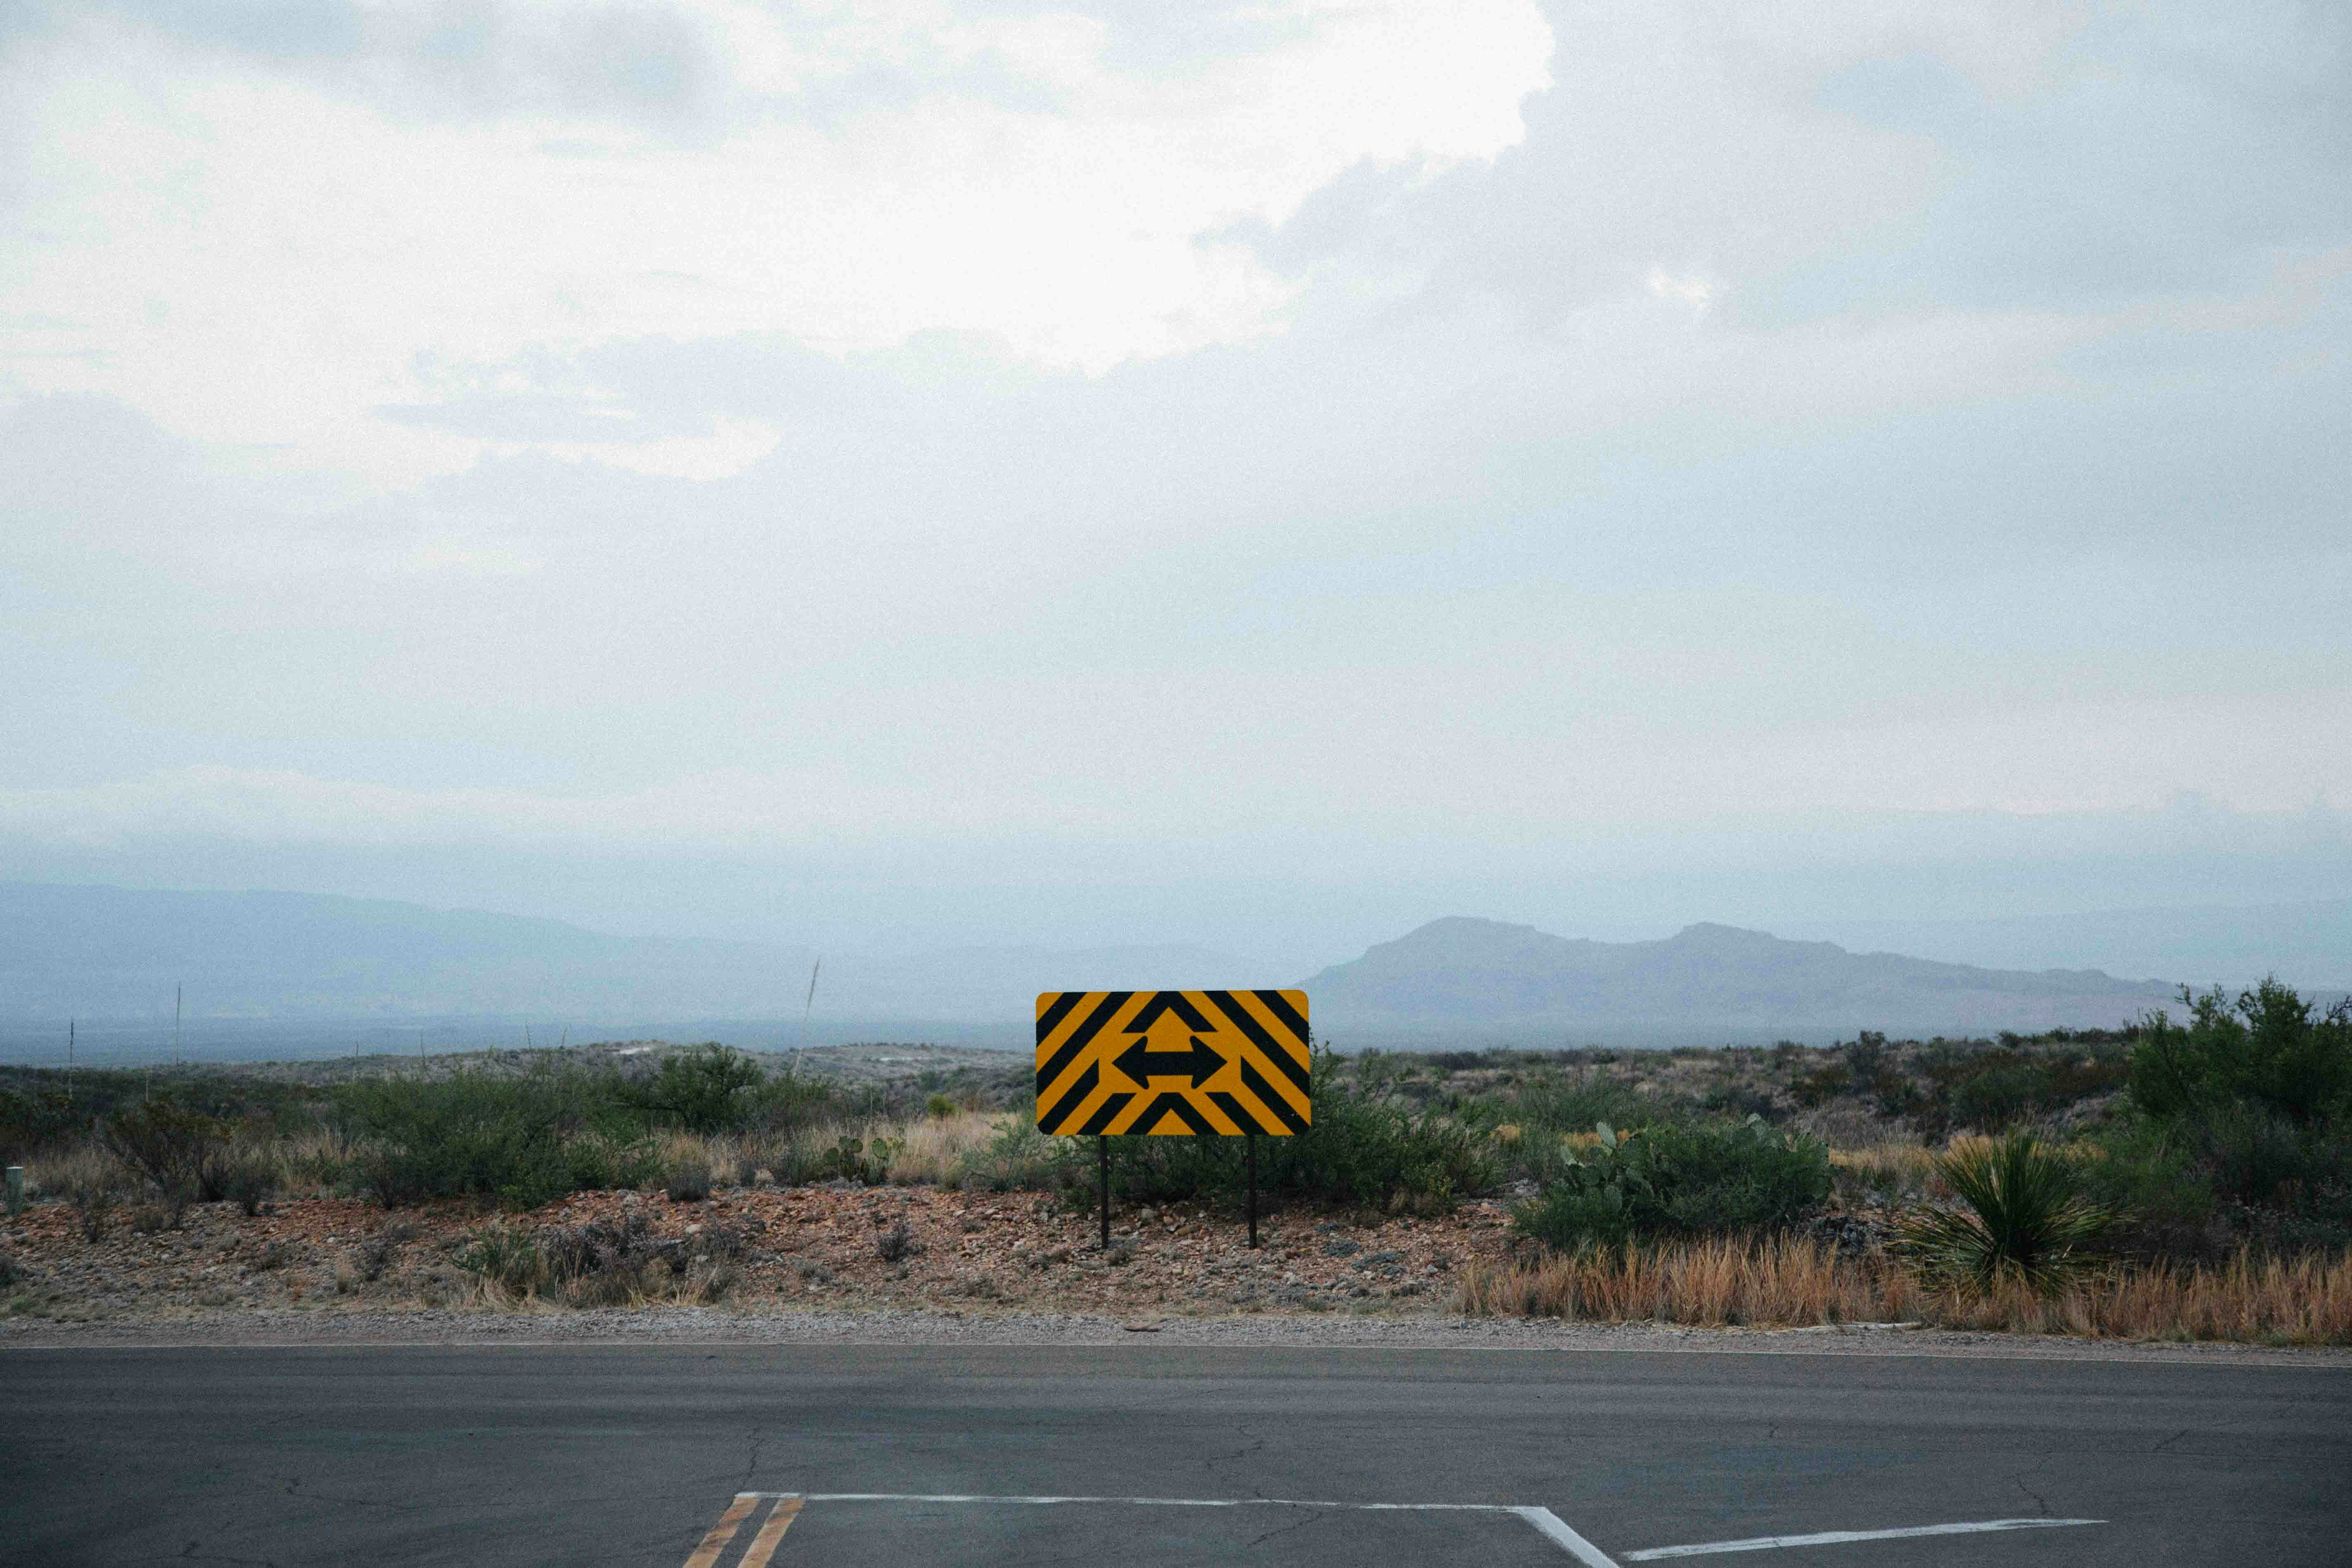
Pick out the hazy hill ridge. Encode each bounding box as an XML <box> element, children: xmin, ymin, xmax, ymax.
<box><xmin>1305</xmin><ymin>917</ymin><xmax>2182</xmax><ymax>1043</ymax></box>
<box><xmin>0</xmin><ymin>884</ymin><xmax>2222</xmax><ymax>1053</ymax></box>
<box><xmin>0</xmin><ymin>882</ymin><xmax>1268</xmax><ymax>1024</ymax></box>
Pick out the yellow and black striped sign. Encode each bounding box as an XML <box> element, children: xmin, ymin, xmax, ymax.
<box><xmin>1035</xmin><ymin>989</ymin><xmax>1310</xmax><ymax>1137</ymax></box>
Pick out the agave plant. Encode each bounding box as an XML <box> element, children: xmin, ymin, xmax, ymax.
<box><xmin>1898</xmin><ymin>1131</ymin><xmax>2114</xmax><ymax>1295</ymax></box>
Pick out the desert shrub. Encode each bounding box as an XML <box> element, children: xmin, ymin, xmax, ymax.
<box><xmin>536</xmin><ymin>1210</ymin><xmax>743</xmax><ymax>1307</ymax></box>
<box><xmin>2098</xmin><ymin>980</ymin><xmax>2352</xmax><ymax>1259</ymax></box>
<box><xmin>354</xmin><ymin>1222</ymin><xmax>418</xmax><ymax>1282</ymax></box>
<box><xmin>70</xmin><ymin>1179</ymin><xmax>113</xmax><ymax>1242</ymax></box>
<box><xmin>875</xmin><ymin>1219</ymin><xmax>915</xmax><ymax>1263</ymax></box>
<box><xmin>1789</xmin><ymin>1063</ymin><xmax>1851</xmax><ymax>1108</ymax></box>
<box><xmin>1500</xmin><ymin>1070</ymin><xmax>1656</xmax><ymax>1141</ymax></box>
<box><xmin>214</xmin><ymin>1146</ymin><xmax>278</xmax><ymax>1216</ymax></box>
<box><xmin>0</xmin><ymin>1085</ymin><xmax>91</xmax><ymax>1166</ymax></box>
<box><xmin>744</xmin><ymin>1067</ymin><xmax>848</xmax><ymax>1134</ymax></box>
<box><xmin>1514</xmin><ymin>1117</ymin><xmax>1830</xmax><ymax>1253</ymax></box>
<box><xmin>2089</xmin><ymin>1105</ymin><xmax>2352</xmax><ymax>1260</ymax></box>
<box><xmin>335</xmin><ymin>1067</ymin><xmax>658</xmax><ymax>1210</ymax></box>
<box><xmin>454</xmin><ymin>1224</ymin><xmax>545</xmax><ymax>1295</ymax></box>
<box><xmin>1948</xmin><ymin>1060</ymin><xmax>2041</xmax><ymax>1131</ymax></box>
<box><xmin>953</xmin><ymin>1119</ymin><xmax>1065</xmax><ymax>1192</ymax></box>
<box><xmin>1896</xmin><ymin>1132</ymin><xmax>2113</xmax><ymax>1295</ymax></box>
<box><xmin>2131</xmin><ymin>980</ymin><xmax>2352</xmax><ymax>1126</ymax></box>
<box><xmin>926</xmin><ymin>1093</ymin><xmax>956</xmax><ymax>1120</ymax></box>
<box><xmin>1091</xmin><ymin>1048</ymin><xmax>1498</xmax><ymax>1213</ymax></box>
<box><xmin>615</xmin><ymin>1045</ymin><xmax>767</xmax><ymax>1134</ymax></box>
<box><xmin>99</xmin><ymin>1094</ymin><xmax>228</xmax><ymax>1207</ymax></box>
<box><xmin>664</xmin><ymin>1153</ymin><xmax>712</xmax><ymax>1203</ymax></box>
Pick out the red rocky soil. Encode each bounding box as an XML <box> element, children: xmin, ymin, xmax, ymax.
<box><xmin>1</xmin><ymin>1184</ymin><xmax>1514</xmax><ymax>1324</ymax></box>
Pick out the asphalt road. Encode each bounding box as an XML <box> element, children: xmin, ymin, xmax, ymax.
<box><xmin>2</xmin><ymin>1343</ymin><xmax>2345</xmax><ymax>1567</ymax></box>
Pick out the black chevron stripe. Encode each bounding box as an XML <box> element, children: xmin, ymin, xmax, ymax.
<box><xmin>1253</xmin><ymin>989</ymin><xmax>1310</xmax><ymax>1048</ymax></box>
<box><xmin>1037</xmin><ymin>1059</ymin><xmax>1099</xmax><ymax>1131</ymax></box>
<box><xmin>1237</xmin><ymin>1054</ymin><xmax>1310</xmax><ymax>1133</ymax></box>
<box><xmin>1034</xmin><ymin>990</ymin><xmax>1083</xmax><ymax>1044</ymax></box>
<box><xmin>1206</xmin><ymin>1090</ymin><xmax>1256</xmax><ymax>1132</ymax></box>
<box><xmin>1125</xmin><ymin>991</ymin><xmax>1214</xmax><ymax>1034</ymax></box>
<box><xmin>1206</xmin><ymin>989</ymin><xmax>1310</xmax><ymax>1098</ymax></box>
<box><xmin>1137</xmin><ymin>1092</ymin><xmax>1219</xmax><ymax>1136</ymax></box>
<box><xmin>1035</xmin><ymin>991</ymin><xmax>1131</xmax><ymax>1103</ymax></box>
<box><xmin>1075</xmin><ymin>1091</ymin><xmax>1134</xmax><ymax>1136</ymax></box>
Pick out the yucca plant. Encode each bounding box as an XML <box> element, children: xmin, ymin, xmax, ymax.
<box><xmin>1898</xmin><ymin>1131</ymin><xmax>2114</xmax><ymax>1295</ymax></box>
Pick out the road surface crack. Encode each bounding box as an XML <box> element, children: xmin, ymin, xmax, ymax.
<box><xmin>736</xmin><ymin>1426</ymin><xmax>765</xmax><ymax>1493</ymax></box>
<box><xmin>176</xmin><ymin>1543</ymin><xmax>280</xmax><ymax>1567</ymax></box>
<box><xmin>1246</xmin><ymin>1504</ymin><xmax>1326</xmax><ymax>1550</ymax></box>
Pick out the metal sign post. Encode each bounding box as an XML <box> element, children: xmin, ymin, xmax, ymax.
<box><xmin>1246</xmin><ymin>1133</ymin><xmax>1258</xmax><ymax>1249</ymax></box>
<box><xmin>1035</xmin><ymin>989</ymin><xmax>1308</xmax><ymax>1252</ymax></box>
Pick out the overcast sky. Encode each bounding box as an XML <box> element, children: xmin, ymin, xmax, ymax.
<box><xmin>2</xmin><ymin>0</ymin><xmax>2347</xmax><ymax>968</ymax></box>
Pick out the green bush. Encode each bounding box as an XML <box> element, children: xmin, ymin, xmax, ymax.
<box><xmin>0</xmin><ymin>1085</ymin><xmax>92</xmax><ymax>1165</ymax></box>
<box><xmin>952</xmin><ymin>1119</ymin><xmax>1063</xmax><ymax>1192</ymax></box>
<box><xmin>1092</xmin><ymin>1048</ymin><xmax>1498</xmax><ymax>1213</ymax></box>
<box><xmin>1513</xmin><ymin>1116</ymin><xmax>1830</xmax><ymax>1253</ymax></box>
<box><xmin>1947</xmin><ymin>1061</ymin><xmax>2041</xmax><ymax>1131</ymax></box>
<box><xmin>214</xmin><ymin>1146</ymin><xmax>278</xmax><ymax>1215</ymax></box>
<box><xmin>454</xmin><ymin>1224</ymin><xmax>545</xmax><ymax>1295</ymax></box>
<box><xmin>2131</xmin><ymin>980</ymin><xmax>2352</xmax><ymax>1126</ymax></box>
<box><xmin>335</xmin><ymin>1067</ymin><xmax>659</xmax><ymax>1210</ymax></box>
<box><xmin>2103</xmin><ymin>979</ymin><xmax>2352</xmax><ymax>1258</ymax></box>
<box><xmin>615</xmin><ymin>1045</ymin><xmax>767</xmax><ymax>1133</ymax></box>
<box><xmin>99</xmin><ymin>1094</ymin><xmax>229</xmax><ymax>1206</ymax></box>
<box><xmin>1896</xmin><ymin>1131</ymin><xmax>2113</xmax><ymax>1294</ymax></box>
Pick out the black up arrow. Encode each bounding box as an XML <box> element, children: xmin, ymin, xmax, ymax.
<box><xmin>1112</xmin><ymin>1033</ymin><xmax>1225</xmax><ymax>1088</ymax></box>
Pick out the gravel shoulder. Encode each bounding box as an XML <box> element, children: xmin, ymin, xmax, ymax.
<box><xmin>6</xmin><ymin>1302</ymin><xmax>2347</xmax><ymax>1368</ymax></box>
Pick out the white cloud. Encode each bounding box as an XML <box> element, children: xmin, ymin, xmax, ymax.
<box><xmin>0</xmin><ymin>0</ymin><xmax>1553</xmax><ymax>486</ymax></box>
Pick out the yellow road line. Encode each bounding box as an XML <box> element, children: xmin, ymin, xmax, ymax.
<box><xmin>681</xmin><ymin>1492</ymin><xmax>762</xmax><ymax>1568</ymax></box>
<box><xmin>736</xmin><ymin>1497</ymin><xmax>806</xmax><ymax>1568</ymax></box>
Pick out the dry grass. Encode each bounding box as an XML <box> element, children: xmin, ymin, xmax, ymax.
<box><xmin>635</xmin><ymin>1112</ymin><xmax>1009</xmax><ymax>1192</ymax></box>
<box><xmin>887</xmin><ymin>1110</ymin><xmax>1009</xmax><ymax>1185</ymax></box>
<box><xmin>1457</xmin><ymin>1238</ymin><xmax>2352</xmax><ymax>1345</ymax></box>
<box><xmin>1458</xmin><ymin>1236</ymin><xmax>1918</xmax><ymax>1327</ymax></box>
<box><xmin>24</xmin><ymin>1143</ymin><xmax>133</xmax><ymax>1205</ymax></box>
<box><xmin>1827</xmin><ymin>1143</ymin><xmax>1935</xmax><ymax>1206</ymax></box>
<box><xmin>1928</xmin><ymin>1250</ymin><xmax>2352</xmax><ymax>1344</ymax></box>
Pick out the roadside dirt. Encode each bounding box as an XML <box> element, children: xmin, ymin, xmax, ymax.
<box><xmin>9</xmin><ymin>1186</ymin><xmax>2347</xmax><ymax>1368</ymax></box>
<box><xmin>0</xmin><ymin>1182</ymin><xmax>1493</xmax><ymax>1323</ymax></box>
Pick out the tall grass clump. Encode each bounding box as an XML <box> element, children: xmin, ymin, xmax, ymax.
<box><xmin>1458</xmin><ymin>1238</ymin><xmax>2352</xmax><ymax>1345</ymax></box>
<box><xmin>1460</xmin><ymin>1234</ymin><xmax>1905</xmax><ymax>1326</ymax></box>
<box><xmin>1896</xmin><ymin>1131</ymin><xmax>2112</xmax><ymax>1294</ymax></box>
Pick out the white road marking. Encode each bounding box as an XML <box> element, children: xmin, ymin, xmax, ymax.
<box><xmin>731</xmin><ymin>1491</ymin><xmax>1624</xmax><ymax>1564</ymax></box>
<box><xmin>1515</xmin><ymin>1506</ymin><xmax>1624</xmax><ymax>1568</ymax></box>
<box><xmin>1622</xmin><ymin>1517</ymin><xmax>2105</xmax><ymax>1559</ymax></box>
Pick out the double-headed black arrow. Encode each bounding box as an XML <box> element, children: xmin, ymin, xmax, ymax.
<box><xmin>1111</xmin><ymin>1032</ymin><xmax>1225</xmax><ymax>1088</ymax></box>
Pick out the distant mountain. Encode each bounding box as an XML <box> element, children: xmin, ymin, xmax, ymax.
<box><xmin>1305</xmin><ymin>917</ymin><xmax>2183</xmax><ymax>1045</ymax></box>
<box><xmin>0</xmin><ymin>884</ymin><xmax>2244</xmax><ymax>1061</ymax></box>
<box><xmin>0</xmin><ymin>882</ymin><xmax>1275</xmax><ymax>1030</ymax></box>
<box><xmin>1782</xmin><ymin>898</ymin><xmax>2352</xmax><ymax>994</ymax></box>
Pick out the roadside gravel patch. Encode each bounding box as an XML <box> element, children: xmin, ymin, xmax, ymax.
<box><xmin>5</xmin><ymin>1303</ymin><xmax>2345</xmax><ymax>1367</ymax></box>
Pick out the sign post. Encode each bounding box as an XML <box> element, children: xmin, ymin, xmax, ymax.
<box><xmin>1035</xmin><ymin>990</ymin><xmax>1310</xmax><ymax>1250</ymax></box>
